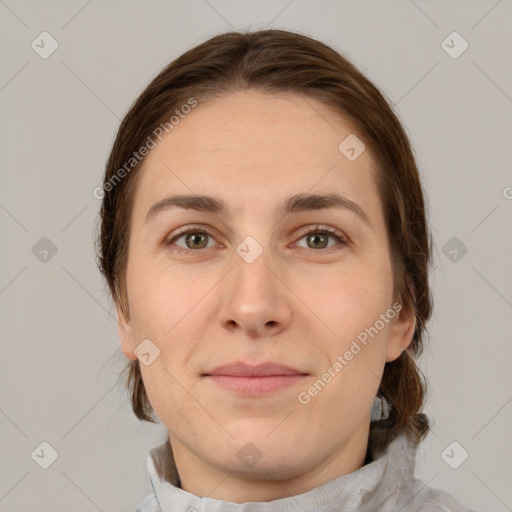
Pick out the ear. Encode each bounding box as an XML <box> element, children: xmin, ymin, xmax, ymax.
<box><xmin>116</xmin><ymin>304</ymin><xmax>138</xmax><ymax>361</ymax></box>
<box><xmin>385</xmin><ymin>301</ymin><xmax>416</xmax><ymax>363</ymax></box>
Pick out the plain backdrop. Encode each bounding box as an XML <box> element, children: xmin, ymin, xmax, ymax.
<box><xmin>1</xmin><ymin>1</ymin><xmax>511</xmax><ymax>511</ymax></box>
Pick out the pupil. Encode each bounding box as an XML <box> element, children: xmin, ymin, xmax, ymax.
<box><xmin>309</xmin><ymin>233</ymin><xmax>327</xmax><ymax>248</ymax></box>
<box><xmin>188</xmin><ymin>233</ymin><xmax>206</xmax><ymax>248</ymax></box>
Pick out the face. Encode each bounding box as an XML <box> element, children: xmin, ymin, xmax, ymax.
<box><xmin>117</xmin><ymin>90</ymin><xmax>415</xmax><ymax>489</ymax></box>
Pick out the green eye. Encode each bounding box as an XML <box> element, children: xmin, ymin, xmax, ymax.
<box><xmin>165</xmin><ymin>224</ymin><xmax>348</xmax><ymax>255</ymax></box>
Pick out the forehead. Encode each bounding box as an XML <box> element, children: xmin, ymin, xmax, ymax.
<box><xmin>147</xmin><ymin>91</ymin><xmax>361</xmax><ymax>165</ymax></box>
<box><xmin>130</xmin><ymin>90</ymin><xmax>381</xmax><ymax>223</ymax></box>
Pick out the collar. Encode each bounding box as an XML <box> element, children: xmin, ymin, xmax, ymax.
<box><xmin>145</xmin><ymin>430</ymin><xmax>419</xmax><ymax>511</ymax></box>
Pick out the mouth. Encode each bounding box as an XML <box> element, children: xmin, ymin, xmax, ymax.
<box><xmin>202</xmin><ymin>362</ymin><xmax>310</xmax><ymax>395</ymax></box>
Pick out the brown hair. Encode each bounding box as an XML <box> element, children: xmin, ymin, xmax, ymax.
<box><xmin>97</xmin><ymin>29</ymin><xmax>433</xmax><ymax>447</ymax></box>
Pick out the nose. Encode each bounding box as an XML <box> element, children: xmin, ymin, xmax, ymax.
<box><xmin>218</xmin><ymin>248</ymin><xmax>292</xmax><ymax>339</ymax></box>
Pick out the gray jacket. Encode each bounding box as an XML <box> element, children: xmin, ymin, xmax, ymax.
<box><xmin>135</xmin><ymin>432</ymin><xmax>476</xmax><ymax>511</ymax></box>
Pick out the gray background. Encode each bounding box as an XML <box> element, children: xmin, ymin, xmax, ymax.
<box><xmin>1</xmin><ymin>0</ymin><xmax>511</xmax><ymax>510</ymax></box>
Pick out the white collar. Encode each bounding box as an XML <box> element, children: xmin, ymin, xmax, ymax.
<box><xmin>144</xmin><ymin>432</ymin><xmax>420</xmax><ymax>511</ymax></box>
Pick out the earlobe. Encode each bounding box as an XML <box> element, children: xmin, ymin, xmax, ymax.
<box><xmin>116</xmin><ymin>306</ymin><xmax>138</xmax><ymax>361</ymax></box>
<box><xmin>385</xmin><ymin>303</ymin><xmax>416</xmax><ymax>362</ymax></box>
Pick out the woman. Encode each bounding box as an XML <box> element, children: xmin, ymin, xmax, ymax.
<box><xmin>97</xmin><ymin>29</ymin><xmax>476</xmax><ymax>511</ymax></box>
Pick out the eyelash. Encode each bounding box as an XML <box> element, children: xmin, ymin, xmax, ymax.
<box><xmin>165</xmin><ymin>224</ymin><xmax>348</xmax><ymax>256</ymax></box>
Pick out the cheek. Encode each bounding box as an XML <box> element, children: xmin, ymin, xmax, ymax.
<box><xmin>302</xmin><ymin>264</ymin><xmax>393</xmax><ymax>405</ymax></box>
<box><xmin>126</xmin><ymin>254</ymin><xmax>198</xmax><ymax>339</ymax></box>
<box><xmin>305</xmin><ymin>264</ymin><xmax>393</xmax><ymax>344</ymax></box>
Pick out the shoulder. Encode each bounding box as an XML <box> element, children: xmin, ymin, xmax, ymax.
<box><xmin>134</xmin><ymin>493</ymin><xmax>160</xmax><ymax>512</ymax></box>
<box><xmin>410</xmin><ymin>478</ymin><xmax>477</xmax><ymax>512</ymax></box>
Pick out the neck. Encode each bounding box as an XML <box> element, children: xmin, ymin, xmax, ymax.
<box><xmin>169</xmin><ymin>422</ymin><xmax>370</xmax><ymax>503</ymax></box>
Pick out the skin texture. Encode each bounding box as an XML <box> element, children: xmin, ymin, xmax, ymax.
<box><xmin>117</xmin><ymin>90</ymin><xmax>416</xmax><ymax>503</ymax></box>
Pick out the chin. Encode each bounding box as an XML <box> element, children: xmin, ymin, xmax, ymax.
<box><xmin>217</xmin><ymin>449</ymin><xmax>312</xmax><ymax>482</ymax></box>
<box><xmin>208</xmin><ymin>431</ymin><xmax>313</xmax><ymax>479</ymax></box>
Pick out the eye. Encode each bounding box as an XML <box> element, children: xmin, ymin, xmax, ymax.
<box><xmin>165</xmin><ymin>224</ymin><xmax>218</xmax><ymax>254</ymax></box>
<box><xmin>294</xmin><ymin>224</ymin><xmax>348</xmax><ymax>252</ymax></box>
<box><xmin>164</xmin><ymin>223</ymin><xmax>348</xmax><ymax>255</ymax></box>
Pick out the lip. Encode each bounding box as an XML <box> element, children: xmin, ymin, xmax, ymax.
<box><xmin>205</xmin><ymin>362</ymin><xmax>308</xmax><ymax>377</ymax></box>
<box><xmin>202</xmin><ymin>362</ymin><xmax>309</xmax><ymax>395</ymax></box>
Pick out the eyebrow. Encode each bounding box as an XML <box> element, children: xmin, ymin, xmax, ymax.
<box><xmin>144</xmin><ymin>192</ymin><xmax>371</xmax><ymax>227</ymax></box>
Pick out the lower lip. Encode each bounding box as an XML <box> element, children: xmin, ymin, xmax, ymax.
<box><xmin>206</xmin><ymin>375</ymin><xmax>308</xmax><ymax>394</ymax></box>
